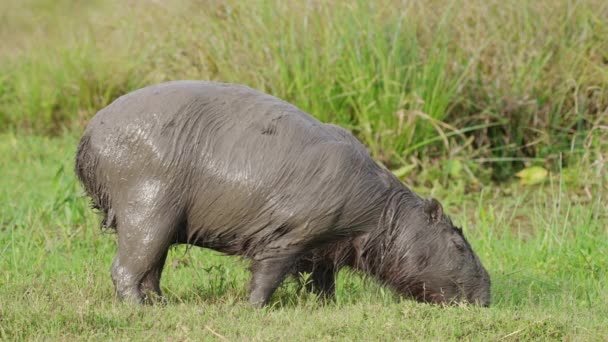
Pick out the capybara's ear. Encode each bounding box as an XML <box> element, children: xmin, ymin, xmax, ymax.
<box><xmin>424</xmin><ymin>198</ymin><xmax>443</xmax><ymax>223</ymax></box>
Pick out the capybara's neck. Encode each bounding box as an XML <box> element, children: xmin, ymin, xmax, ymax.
<box><xmin>323</xmin><ymin>188</ymin><xmax>424</xmax><ymax>278</ymax></box>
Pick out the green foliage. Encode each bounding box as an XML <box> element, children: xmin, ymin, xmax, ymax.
<box><xmin>0</xmin><ymin>0</ymin><xmax>606</xmax><ymax>179</ymax></box>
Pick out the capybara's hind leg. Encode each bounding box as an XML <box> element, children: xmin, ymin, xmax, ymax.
<box><xmin>111</xmin><ymin>253</ymin><xmax>144</xmax><ymax>303</ymax></box>
<box><xmin>140</xmin><ymin>250</ymin><xmax>168</xmax><ymax>304</ymax></box>
<box><xmin>248</xmin><ymin>255</ymin><xmax>296</xmax><ymax>308</ymax></box>
<box><xmin>111</xmin><ymin>191</ymin><xmax>181</xmax><ymax>304</ymax></box>
<box><xmin>112</xmin><ymin>222</ymin><xmax>175</xmax><ymax>303</ymax></box>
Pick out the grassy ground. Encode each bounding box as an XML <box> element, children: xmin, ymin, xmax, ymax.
<box><xmin>1</xmin><ymin>133</ymin><xmax>606</xmax><ymax>340</ymax></box>
<box><xmin>2</xmin><ymin>0</ymin><xmax>608</xmax><ymax>340</ymax></box>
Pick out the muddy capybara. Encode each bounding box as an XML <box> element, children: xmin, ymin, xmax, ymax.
<box><xmin>75</xmin><ymin>81</ymin><xmax>491</xmax><ymax>307</ymax></box>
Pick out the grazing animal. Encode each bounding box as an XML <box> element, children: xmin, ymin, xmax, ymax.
<box><xmin>75</xmin><ymin>81</ymin><xmax>491</xmax><ymax>307</ymax></box>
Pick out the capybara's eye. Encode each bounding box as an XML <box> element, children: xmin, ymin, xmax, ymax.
<box><xmin>453</xmin><ymin>240</ymin><xmax>467</xmax><ymax>252</ymax></box>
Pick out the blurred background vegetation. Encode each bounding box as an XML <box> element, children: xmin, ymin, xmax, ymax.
<box><xmin>1</xmin><ymin>0</ymin><xmax>606</xmax><ymax>183</ymax></box>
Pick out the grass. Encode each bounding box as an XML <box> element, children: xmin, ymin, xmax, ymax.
<box><xmin>1</xmin><ymin>0</ymin><xmax>608</xmax><ymax>340</ymax></box>
<box><xmin>1</xmin><ymin>134</ymin><xmax>606</xmax><ymax>340</ymax></box>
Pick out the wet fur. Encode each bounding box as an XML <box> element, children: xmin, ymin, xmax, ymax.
<box><xmin>75</xmin><ymin>81</ymin><xmax>490</xmax><ymax>307</ymax></box>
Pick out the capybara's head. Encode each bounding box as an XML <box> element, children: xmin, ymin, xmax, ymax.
<box><xmin>364</xmin><ymin>195</ymin><xmax>491</xmax><ymax>306</ymax></box>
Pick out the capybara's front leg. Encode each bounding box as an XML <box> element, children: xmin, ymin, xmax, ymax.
<box><xmin>248</xmin><ymin>256</ymin><xmax>295</xmax><ymax>308</ymax></box>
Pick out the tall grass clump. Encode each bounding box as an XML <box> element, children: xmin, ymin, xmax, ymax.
<box><xmin>1</xmin><ymin>0</ymin><xmax>607</xmax><ymax>178</ymax></box>
<box><xmin>199</xmin><ymin>0</ymin><xmax>469</xmax><ymax>166</ymax></box>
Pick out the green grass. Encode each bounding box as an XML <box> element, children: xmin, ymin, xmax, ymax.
<box><xmin>1</xmin><ymin>133</ymin><xmax>606</xmax><ymax>340</ymax></box>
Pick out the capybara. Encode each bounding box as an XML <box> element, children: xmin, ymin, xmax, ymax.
<box><xmin>75</xmin><ymin>81</ymin><xmax>491</xmax><ymax>307</ymax></box>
